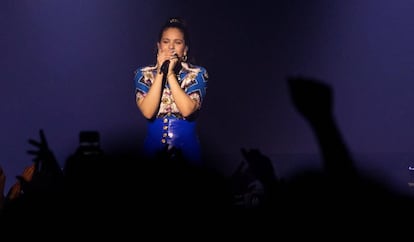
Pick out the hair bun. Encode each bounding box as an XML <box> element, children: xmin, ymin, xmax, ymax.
<box><xmin>169</xmin><ymin>18</ymin><xmax>181</xmax><ymax>24</ymax></box>
<box><xmin>167</xmin><ymin>17</ymin><xmax>187</xmax><ymax>27</ymax></box>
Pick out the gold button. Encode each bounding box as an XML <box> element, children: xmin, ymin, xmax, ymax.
<box><xmin>163</xmin><ymin>125</ymin><xmax>168</xmax><ymax>130</ymax></box>
<box><xmin>163</xmin><ymin>133</ymin><xmax>167</xmax><ymax>137</ymax></box>
<box><xmin>163</xmin><ymin>118</ymin><xmax>168</xmax><ymax>123</ymax></box>
<box><xmin>161</xmin><ymin>139</ymin><xmax>166</xmax><ymax>143</ymax></box>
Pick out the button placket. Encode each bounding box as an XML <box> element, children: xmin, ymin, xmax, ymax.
<box><xmin>161</xmin><ymin>118</ymin><xmax>169</xmax><ymax>144</ymax></box>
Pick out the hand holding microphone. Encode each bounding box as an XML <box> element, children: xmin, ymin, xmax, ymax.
<box><xmin>159</xmin><ymin>51</ymin><xmax>179</xmax><ymax>75</ymax></box>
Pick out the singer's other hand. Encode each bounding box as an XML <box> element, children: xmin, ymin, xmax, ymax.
<box><xmin>167</xmin><ymin>52</ymin><xmax>179</xmax><ymax>74</ymax></box>
<box><xmin>157</xmin><ymin>49</ymin><xmax>179</xmax><ymax>74</ymax></box>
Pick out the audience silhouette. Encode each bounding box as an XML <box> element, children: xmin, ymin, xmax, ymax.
<box><xmin>1</xmin><ymin>76</ymin><xmax>413</xmax><ymax>231</ymax></box>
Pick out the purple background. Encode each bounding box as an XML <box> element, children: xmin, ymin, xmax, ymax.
<box><xmin>1</xmin><ymin>0</ymin><xmax>414</xmax><ymax>196</ymax></box>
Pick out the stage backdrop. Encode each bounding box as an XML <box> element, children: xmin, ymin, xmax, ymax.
<box><xmin>1</xmin><ymin>0</ymin><xmax>413</xmax><ymax>197</ymax></box>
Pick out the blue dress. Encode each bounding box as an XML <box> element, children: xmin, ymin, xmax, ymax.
<box><xmin>134</xmin><ymin>62</ymin><xmax>208</xmax><ymax>166</ymax></box>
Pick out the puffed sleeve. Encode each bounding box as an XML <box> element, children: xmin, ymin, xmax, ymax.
<box><xmin>185</xmin><ymin>66</ymin><xmax>208</xmax><ymax>109</ymax></box>
<box><xmin>133</xmin><ymin>67</ymin><xmax>153</xmax><ymax>100</ymax></box>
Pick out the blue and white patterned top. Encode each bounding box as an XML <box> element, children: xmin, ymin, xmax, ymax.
<box><xmin>134</xmin><ymin>62</ymin><xmax>208</xmax><ymax>119</ymax></box>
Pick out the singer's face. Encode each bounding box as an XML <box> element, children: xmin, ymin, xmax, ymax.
<box><xmin>157</xmin><ymin>27</ymin><xmax>187</xmax><ymax>58</ymax></box>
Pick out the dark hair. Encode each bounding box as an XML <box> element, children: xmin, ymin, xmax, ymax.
<box><xmin>157</xmin><ymin>17</ymin><xmax>190</xmax><ymax>47</ymax></box>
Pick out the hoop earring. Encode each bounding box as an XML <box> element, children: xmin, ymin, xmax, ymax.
<box><xmin>182</xmin><ymin>55</ymin><xmax>188</xmax><ymax>62</ymax></box>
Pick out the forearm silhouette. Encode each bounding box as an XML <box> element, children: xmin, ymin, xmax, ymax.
<box><xmin>288</xmin><ymin>77</ymin><xmax>357</xmax><ymax>180</ymax></box>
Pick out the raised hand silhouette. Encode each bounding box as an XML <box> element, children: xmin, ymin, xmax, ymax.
<box><xmin>231</xmin><ymin>148</ymin><xmax>279</xmax><ymax>209</ymax></box>
<box><xmin>240</xmin><ymin>148</ymin><xmax>278</xmax><ymax>188</ymax></box>
<box><xmin>25</xmin><ymin>129</ymin><xmax>63</xmax><ymax>194</ymax></box>
<box><xmin>286</xmin><ymin>76</ymin><xmax>414</xmax><ymax>223</ymax></box>
<box><xmin>27</xmin><ymin>129</ymin><xmax>60</xmax><ymax>173</ymax></box>
<box><xmin>288</xmin><ymin>76</ymin><xmax>333</xmax><ymax>126</ymax></box>
<box><xmin>288</xmin><ymin>76</ymin><xmax>356</xmax><ymax>179</ymax></box>
<box><xmin>0</xmin><ymin>130</ymin><xmax>64</xmax><ymax>230</ymax></box>
<box><xmin>5</xmin><ymin>164</ymin><xmax>35</xmax><ymax>201</ymax></box>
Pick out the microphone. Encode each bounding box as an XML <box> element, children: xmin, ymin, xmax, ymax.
<box><xmin>160</xmin><ymin>60</ymin><xmax>170</xmax><ymax>75</ymax></box>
